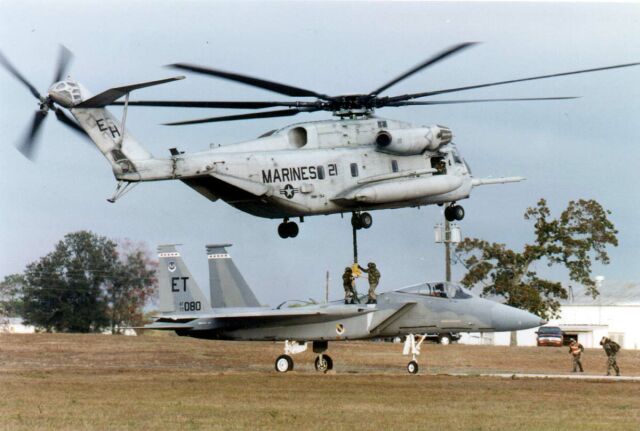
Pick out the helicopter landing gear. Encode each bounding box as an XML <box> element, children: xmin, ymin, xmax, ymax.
<box><xmin>278</xmin><ymin>219</ymin><xmax>299</xmax><ymax>239</ymax></box>
<box><xmin>444</xmin><ymin>204</ymin><xmax>464</xmax><ymax>222</ymax></box>
<box><xmin>403</xmin><ymin>333</ymin><xmax>427</xmax><ymax>374</ymax></box>
<box><xmin>351</xmin><ymin>212</ymin><xmax>373</xmax><ymax>230</ymax></box>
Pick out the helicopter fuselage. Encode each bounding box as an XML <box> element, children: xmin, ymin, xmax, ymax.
<box><xmin>112</xmin><ymin>117</ymin><xmax>473</xmax><ymax>219</ymax></box>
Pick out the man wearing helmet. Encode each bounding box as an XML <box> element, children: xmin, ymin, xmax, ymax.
<box><xmin>358</xmin><ymin>262</ymin><xmax>381</xmax><ymax>304</ymax></box>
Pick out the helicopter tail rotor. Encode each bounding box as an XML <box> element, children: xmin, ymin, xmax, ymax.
<box><xmin>0</xmin><ymin>45</ymin><xmax>86</xmax><ymax>160</ymax></box>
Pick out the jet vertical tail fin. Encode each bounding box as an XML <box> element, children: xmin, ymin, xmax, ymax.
<box><xmin>157</xmin><ymin>244</ymin><xmax>210</xmax><ymax>315</ymax></box>
<box><xmin>207</xmin><ymin>244</ymin><xmax>261</xmax><ymax>308</ymax></box>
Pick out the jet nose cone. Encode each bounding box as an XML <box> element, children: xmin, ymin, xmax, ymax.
<box><xmin>539</xmin><ymin>318</ymin><xmax>548</xmax><ymax>326</ymax></box>
<box><xmin>491</xmin><ymin>304</ymin><xmax>546</xmax><ymax>332</ymax></box>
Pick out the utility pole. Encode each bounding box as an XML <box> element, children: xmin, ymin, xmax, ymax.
<box><xmin>325</xmin><ymin>270</ymin><xmax>330</xmax><ymax>304</ymax></box>
<box><xmin>434</xmin><ymin>220</ymin><xmax>461</xmax><ymax>282</ymax></box>
<box><xmin>445</xmin><ymin>220</ymin><xmax>451</xmax><ymax>282</ymax></box>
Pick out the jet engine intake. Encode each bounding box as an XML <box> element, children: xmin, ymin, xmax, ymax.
<box><xmin>375</xmin><ymin>125</ymin><xmax>452</xmax><ymax>155</ymax></box>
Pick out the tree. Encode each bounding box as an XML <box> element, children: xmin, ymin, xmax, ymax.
<box><xmin>0</xmin><ymin>273</ymin><xmax>26</xmax><ymax>319</ymax></box>
<box><xmin>455</xmin><ymin>199</ymin><xmax>618</xmax><ymax>322</ymax></box>
<box><xmin>104</xmin><ymin>240</ymin><xmax>157</xmax><ymax>334</ymax></box>
<box><xmin>19</xmin><ymin>231</ymin><xmax>157</xmax><ymax>333</ymax></box>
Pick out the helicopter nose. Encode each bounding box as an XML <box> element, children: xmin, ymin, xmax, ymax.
<box><xmin>491</xmin><ymin>303</ymin><xmax>545</xmax><ymax>331</ymax></box>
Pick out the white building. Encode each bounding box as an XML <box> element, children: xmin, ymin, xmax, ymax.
<box><xmin>0</xmin><ymin>317</ymin><xmax>36</xmax><ymax>334</ymax></box>
<box><xmin>460</xmin><ymin>281</ymin><xmax>640</xmax><ymax>350</ymax></box>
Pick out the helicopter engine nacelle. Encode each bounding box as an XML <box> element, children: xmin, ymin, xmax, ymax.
<box><xmin>375</xmin><ymin>126</ymin><xmax>452</xmax><ymax>155</ymax></box>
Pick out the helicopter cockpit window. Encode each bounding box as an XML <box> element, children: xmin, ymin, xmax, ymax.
<box><xmin>452</xmin><ymin>149</ymin><xmax>463</xmax><ymax>164</ymax></box>
<box><xmin>391</xmin><ymin>160</ymin><xmax>399</xmax><ymax>173</ymax></box>
<box><xmin>350</xmin><ymin>163</ymin><xmax>359</xmax><ymax>177</ymax></box>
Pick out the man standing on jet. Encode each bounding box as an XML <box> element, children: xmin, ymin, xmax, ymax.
<box><xmin>358</xmin><ymin>262</ymin><xmax>381</xmax><ymax>304</ymax></box>
<box><xmin>342</xmin><ymin>267</ymin><xmax>356</xmax><ymax>304</ymax></box>
<box><xmin>600</xmin><ymin>336</ymin><xmax>621</xmax><ymax>376</ymax></box>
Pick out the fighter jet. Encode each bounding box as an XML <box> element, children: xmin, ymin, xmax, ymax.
<box><xmin>146</xmin><ymin>244</ymin><xmax>545</xmax><ymax>374</ymax></box>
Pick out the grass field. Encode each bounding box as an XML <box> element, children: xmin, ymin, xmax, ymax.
<box><xmin>1</xmin><ymin>334</ymin><xmax>639</xmax><ymax>430</ymax></box>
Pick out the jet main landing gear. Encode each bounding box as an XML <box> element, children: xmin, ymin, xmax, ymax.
<box><xmin>403</xmin><ymin>333</ymin><xmax>427</xmax><ymax>374</ymax></box>
<box><xmin>274</xmin><ymin>340</ymin><xmax>334</xmax><ymax>373</ymax></box>
<box><xmin>313</xmin><ymin>340</ymin><xmax>333</xmax><ymax>373</ymax></box>
<box><xmin>274</xmin><ymin>340</ymin><xmax>307</xmax><ymax>372</ymax></box>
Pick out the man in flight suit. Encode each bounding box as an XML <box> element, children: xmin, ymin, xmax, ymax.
<box><xmin>568</xmin><ymin>339</ymin><xmax>584</xmax><ymax>373</ymax></box>
<box><xmin>600</xmin><ymin>336</ymin><xmax>621</xmax><ymax>376</ymax></box>
<box><xmin>342</xmin><ymin>267</ymin><xmax>356</xmax><ymax>304</ymax></box>
<box><xmin>358</xmin><ymin>262</ymin><xmax>381</xmax><ymax>304</ymax></box>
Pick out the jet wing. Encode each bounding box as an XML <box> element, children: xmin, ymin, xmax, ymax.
<box><xmin>150</xmin><ymin>305</ymin><xmax>375</xmax><ymax>322</ymax></box>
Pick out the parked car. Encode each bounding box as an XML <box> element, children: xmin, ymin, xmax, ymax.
<box><xmin>536</xmin><ymin>326</ymin><xmax>563</xmax><ymax>347</ymax></box>
<box><xmin>426</xmin><ymin>332</ymin><xmax>461</xmax><ymax>345</ymax></box>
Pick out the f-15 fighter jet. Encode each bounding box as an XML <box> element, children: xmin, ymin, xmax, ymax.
<box><xmin>146</xmin><ymin>244</ymin><xmax>545</xmax><ymax>374</ymax></box>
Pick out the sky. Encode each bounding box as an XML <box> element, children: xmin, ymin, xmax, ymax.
<box><xmin>1</xmin><ymin>1</ymin><xmax>639</xmax><ymax>306</ymax></box>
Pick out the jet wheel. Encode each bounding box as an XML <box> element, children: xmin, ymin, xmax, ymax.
<box><xmin>407</xmin><ymin>360</ymin><xmax>419</xmax><ymax>374</ymax></box>
<box><xmin>275</xmin><ymin>354</ymin><xmax>294</xmax><ymax>373</ymax></box>
<box><xmin>314</xmin><ymin>354</ymin><xmax>333</xmax><ymax>373</ymax></box>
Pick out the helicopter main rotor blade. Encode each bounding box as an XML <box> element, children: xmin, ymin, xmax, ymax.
<box><xmin>53</xmin><ymin>107</ymin><xmax>87</xmax><ymax>137</ymax></box>
<box><xmin>386</xmin><ymin>96</ymin><xmax>579</xmax><ymax>106</ymax></box>
<box><xmin>169</xmin><ymin>63</ymin><xmax>330</xmax><ymax>99</ymax></box>
<box><xmin>0</xmin><ymin>51</ymin><xmax>42</xmax><ymax>100</ymax></box>
<box><xmin>110</xmin><ymin>100</ymin><xmax>320</xmax><ymax>109</ymax></box>
<box><xmin>52</xmin><ymin>45</ymin><xmax>72</xmax><ymax>84</ymax></box>
<box><xmin>386</xmin><ymin>61</ymin><xmax>640</xmax><ymax>103</ymax></box>
<box><xmin>16</xmin><ymin>111</ymin><xmax>48</xmax><ymax>159</ymax></box>
<box><xmin>164</xmin><ymin>108</ymin><xmax>318</xmax><ymax>126</ymax></box>
<box><xmin>369</xmin><ymin>42</ymin><xmax>478</xmax><ymax>97</ymax></box>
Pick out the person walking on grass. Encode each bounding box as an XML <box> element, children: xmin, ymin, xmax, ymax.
<box><xmin>600</xmin><ymin>337</ymin><xmax>621</xmax><ymax>376</ymax></box>
<box><xmin>568</xmin><ymin>339</ymin><xmax>584</xmax><ymax>373</ymax></box>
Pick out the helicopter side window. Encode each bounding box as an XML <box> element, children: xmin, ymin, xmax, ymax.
<box><xmin>391</xmin><ymin>160</ymin><xmax>399</xmax><ymax>173</ymax></box>
<box><xmin>452</xmin><ymin>150</ymin><xmax>463</xmax><ymax>164</ymax></box>
<box><xmin>317</xmin><ymin>165</ymin><xmax>325</xmax><ymax>180</ymax></box>
<box><xmin>350</xmin><ymin>163</ymin><xmax>359</xmax><ymax>177</ymax></box>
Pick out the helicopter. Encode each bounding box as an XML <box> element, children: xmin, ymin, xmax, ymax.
<box><xmin>2</xmin><ymin>43</ymin><xmax>638</xmax><ymax>238</ymax></box>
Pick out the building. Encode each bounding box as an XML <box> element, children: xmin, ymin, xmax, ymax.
<box><xmin>460</xmin><ymin>281</ymin><xmax>640</xmax><ymax>350</ymax></box>
<box><xmin>0</xmin><ymin>317</ymin><xmax>36</xmax><ymax>334</ymax></box>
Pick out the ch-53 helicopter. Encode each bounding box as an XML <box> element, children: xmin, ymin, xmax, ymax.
<box><xmin>3</xmin><ymin>43</ymin><xmax>638</xmax><ymax>238</ymax></box>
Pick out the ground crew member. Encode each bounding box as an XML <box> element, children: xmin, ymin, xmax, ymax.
<box><xmin>600</xmin><ymin>336</ymin><xmax>621</xmax><ymax>376</ymax></box>
<box><xmin>568</xmin><ymin>339</ymin><xmax>584</xmax><ymax>373</ymax></box>
<box><xmin>358</xmin><ymin>262</ymin><xmax>380</xmax><ymax>304</ymax></box>
<box><xmin>342</xmin><ymin>267</ymin><xmax>355</xmax><ymax>304</ymax></box>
